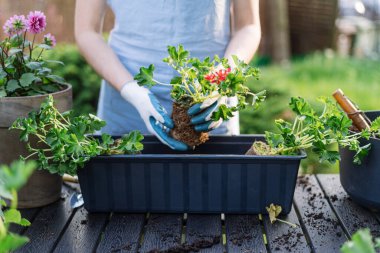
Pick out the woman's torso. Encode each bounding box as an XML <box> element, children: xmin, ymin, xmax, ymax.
<box><xmin>98</xmin><ymin>0</ymin><xmax>231</xmax><ymax>135</ymax></box>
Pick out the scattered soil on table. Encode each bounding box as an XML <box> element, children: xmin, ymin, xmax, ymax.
<box><xmin>147</xmin><ymin>236</ymin><xmax>220</xmax><ymax>253</ymax></box>
<box><xmin>111</xmin><ymin>243</ymin><xmax>133</xmax><ymax>252</ymax></box>
<box><xmin>273</xmin><ymin>230</ymin><xmax>303</xmax><ymax>252</ymax></box>
<box><xmin>228</xmin><ymin>216</ymin><xmax>260</xmax><ymax>247</ymax></box>
<box><xmin>170</xmin><ymin>103</ymin><xmax>209</xmax><ymax>147</ymax></box>
<box><xmin>330</xmin><ymin>194</ymin><xmax>338</xmax><ymax>203</ymax></box>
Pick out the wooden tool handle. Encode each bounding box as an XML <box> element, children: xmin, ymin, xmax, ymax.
<box><xmin>332</xmin><ymin>89</ymin><xmax>371</xmax><ymax>130</ymax></box>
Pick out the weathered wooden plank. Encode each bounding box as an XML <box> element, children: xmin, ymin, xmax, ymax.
<box><xmin>9</xmin><ymin>208</ymin><xmax>40</xmax><ymax>234</ymax></box>
<box><xmin>53</xmin><ymin>208</ymin><xmax>109</xmax><ymax>253</ymax></box>
<box><xmin>185</xmin><ymin>214</ymin><xmax>224</xmax><ymax>253</ymax></box>
<box><xmin>96</xmin><ymin>214</ymin><xmax>145</xmax><ymax>253</ymax></box>
<box><xmin>294</xmin><ymin>175</ymin><xmax>347</xmax><ymax>252</ymax></box>
<box><xmin>139</xmin><ymin>214</ymin><xmax>182</xmax><ymax>253</ymax></box>
<box><xmin>15</xmin><ymin>187</ymin><xmax>75</xmax><ymax>253</ymax></box>
<box><xmin>225</xmin><ymin>215</ymin><xmax>266</xmax><ymax>253</ymax></box>
<box><xmin>263</xmin><ymin>206</ymin><xmax>310</xmax><ymax>253</ymax></box>
<box><xmin>317</xmin><ymin>175</ymin><xmax>380</xmax><ymax>237</ymax></box>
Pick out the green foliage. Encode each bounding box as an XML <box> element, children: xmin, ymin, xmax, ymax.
<box><xmin>341</xmin><ymin>229</ymin><xmax>380</xmax><ymax>253</ymax></box>
<box><xmin>0</xmin><ymin>33</ymin><xmax>64</xmax><ymax>97</ymax></box>
<box><xmin>0</xmin><ymin>160</ymin><xmax>36</xmax><ymax>253</ymax></box>
<box><xmin>0</xmin><ymin>160</ymin><xmax>35</xmax><ymax>200</ymax></box>
<box><xmin>11</xmin><ymin>96</ymin><xmax>144</xmax><ymax>176</ymax></box>
<box><xmin>134</xmin><ymin>64</ymin><xmax>155</xmax><ymax>87</ymax></box>
<box><xmin>135</xmin><ymin>44</ymin><xmax>266</xmax><ymax>121</ymax></box>
<box><xmin>254</xmin><ymin>97</ymin><xmax>371</xmax><ymax>164</ymax></box>
<box><xmin>42</xmin><ymin>44</ymin><xmax>101</xmax><ymax>116</ymax></box>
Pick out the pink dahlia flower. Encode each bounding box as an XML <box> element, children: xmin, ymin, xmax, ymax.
<box><xmin>3</xmin><ymin>15</ymin><xmax>28</xmax><ymax>36</ymax></box>
<box><xmin>27</xmin><ymin>11</ymin><xmax>46</xmax><ymax>34</ymax></box>
<box><xmin>43</xmin><ymin>33</ymin><xmax>56</xmax><ymax>47</ymax></box>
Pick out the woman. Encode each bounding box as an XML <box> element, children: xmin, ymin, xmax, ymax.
<box><xmin>75</xmin><ymin>0</ymin><xmax>261</xmax><ymax>150</ymax></box>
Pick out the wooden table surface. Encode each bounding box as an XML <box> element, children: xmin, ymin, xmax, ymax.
<box><xmin>11</xmin><ymin>175</ymin><xmax>380</xmax><ymax>253</ymax></box>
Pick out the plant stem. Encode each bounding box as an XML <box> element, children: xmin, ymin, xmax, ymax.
<box><xmin>23</xmin><ymin>151</ymin><xmax>38</xmax><ymax>160</ymax></box>
<box><xmin>276</xmin><ymin>218</ymin><xmax>298</xmax><ymax>228</ymax></box>
<box><xmin>29</xmin><ymin>34</ymin><xmax>35</xmax><ymax>59</ymax></box>
<box><xmin>10</xmin><ymin>190</ymin><xmax>18</xmax><ymax>210</ymax></box>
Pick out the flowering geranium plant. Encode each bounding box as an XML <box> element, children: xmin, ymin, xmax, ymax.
<box><xmin>0</xmin><ymin>11</ymin><xmax>65</xmax><ymax>97</ymax></box>
<box><xmin>135</xmin><ymin>45</ymin><xmax>265</xmax><ymax>121</ymax></box>
<box><xmin>135</xmin><ymin>45</ymin><xmax>266</xmax><ymax>146</ymax></box>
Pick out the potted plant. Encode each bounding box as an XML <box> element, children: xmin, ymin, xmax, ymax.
<box><xmin>246</xmin><ymin>96</ymin><xmax>370</xmax><ymax>163</ymax></box>
<box><xmin>339</xmin><ymin>110</ymin><xmax>380</xmax><ymax>211</ymax></box>
<box><xmin>134</xmin><ymin>45</ymin><xmax>266</xmax><ymax>147</ymax></box>
<box><xmin>0</xmin><ymin>11</ymin><xmax>72</xmax><ymax>208</ymax></box>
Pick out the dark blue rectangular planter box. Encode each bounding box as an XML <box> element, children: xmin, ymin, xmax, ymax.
<box><xmin>77</xmin><ymin>135</ymin><xmax>306</xmax><ymax>214</ymax></box>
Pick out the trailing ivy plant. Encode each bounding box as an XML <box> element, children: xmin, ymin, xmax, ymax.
<box><xmin>249</xmin><ymin>97</ymin><xmax>371</xmax><ymax>164</ymax></box>
<box><xmin>135</xmin><ymin>44</ymin><xmax>266</xmax><ymax>121</ymax></box>
<box><xmin>0</xmin><ymin>160</ymin><xmax>36</xmax><ymax>253</ymax></box>
<box><xmin>11</xmin><ymin>95</ymin><xmax>144</xmax><ymax>176</ymax></box>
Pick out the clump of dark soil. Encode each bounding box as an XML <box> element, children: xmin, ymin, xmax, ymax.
<box><xmin>147</xmin><ymin>236</ymin><xmax>220</xmax><ymax>253</ymax></box>
<box><xmin>170</xmin><ymin>103</ymin><xmax>209</xmax><ymax>147</ymax></box>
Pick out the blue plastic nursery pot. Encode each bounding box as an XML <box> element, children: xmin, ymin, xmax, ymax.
<box><xmin>77</xmin><ymin>135</ymin><xmax>306</xmax><ymax>214</ymax></box>
<box><xmin>340</xmin><ymin>111</ymin><xmax>380</xmax><ymax>211</ymax></box>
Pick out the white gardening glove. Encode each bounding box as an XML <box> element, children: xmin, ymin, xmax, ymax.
<box><xmin>120</xmin><ymin>81</ymin><xmax>188</xmax><ymax>151</ymax></box>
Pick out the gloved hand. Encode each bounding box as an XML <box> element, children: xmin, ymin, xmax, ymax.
<box><xmin>120</xmin><ymin>81</ymin><xmax>188</xmax><ymax>151</ymax></box>
<box><xmin>187</xmin><ymin>92</ymin><xmax>227</xmax><ymax>132</ymax></box>
<box><xmin>187</xmin><ymin>64</ymin><xmax>232</xmax><ymax>132</ymax></box>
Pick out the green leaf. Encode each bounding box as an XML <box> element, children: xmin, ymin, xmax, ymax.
<box><xmin>340</xmin><ymin>229</ymin><xmax>376</xmax><ymax>253</ymax></box>
<box><xmin>4</xmin><ymin>209</ymin><xmax>21</xmax><ymax>224</ymax></box>
<box><xmin>0</xmin><ymin>88</ymin><xmax>6</xmax><ymax>97</ymax></box>
<box><xmin>6</xmin><ymin>79</ymin><xmax>20</xmax><ymax>92</ymax></box>
<box><xmin>265</xmin><ymin>131</ymin><xmax>284</xmax><ymax>148</ymax></box>
<box><xmin>0</xmin><ymin>160</ymin><xmax>36</xmax><ymax>194</ymax></box>
<box><xmin>8</xmin><ymin>48</ymin><xmax>22</xmax><ymax>56</ymax></box>
<box><xmin>20</xmin><ymin>218</ymin><xmax>31</xmax><ymax>226</ymax></box>
<box><xmin>319</xmin><ymin>150</ymin><xmax>341</xmax><ymax>163</ymax></box>
<box><xmin>289</xmin><ymin>97</ymin><xmax>315</xmax><ymax>116</ymax></box>
<box><xmin>38</xmin><ymin>44</ymin><xmax>52</xmax><ymax>50</ymax></box>
<box><xmin>375</xmin><ymin>238</ymin><xmax>380</xmax><ymax>248</ymax></box>
<box><xmin>0</xmin><ymin>233</ymin><xmax>29</xmax><ymax>252</ymax></box>
<box><xmin>353</xmin><ymin>144</ymin><xmax>371</xmax><ymax>165</ymax></box>
<box><xmin>19</xmin><ymin>73</ymin><xmax>37</xmax><ymax>87</ymax></box>
<box><xmin>46</xmin><ymin>74</ymin><xmax>65</xmax><ymax>84</ymax></box>
<box><xmin>134</xmin><ymin>64</ymin><xmax>155</xmax><ymax>87</ymax></box>
<box><xmin>211</xmin><ymin>104</ymin><xmax>233</xmax><ymax>121</ymax></box>
<box><xmin>45</xmin><ymin>60</ymin><xmax>64</xmax><ymax>65</ymax></box>
<box><xmin>25</xmin><ymin>61</ymin><xmax>42</xmax><ymax>70</ymax></box>
<box><xmin>370</xmin><ymin>117</ymin><xmax>380</xmax><ymax>132</ymax></box>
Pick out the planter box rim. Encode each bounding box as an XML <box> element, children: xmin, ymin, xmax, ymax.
<box><xmin>90</xmin><ymin>134</ymin><xmax>307</xmax><ymax>160</ymax></box>
<box><xmin>93</xmin><ymin>152</ymin><xmax>307</xmax><ymax>160</ymax></box>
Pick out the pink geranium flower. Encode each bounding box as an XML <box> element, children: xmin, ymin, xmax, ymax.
<box><xmin>27</xmin><ymin>11</ymin><xmax>46</xmax><ymax>34</ymax></box>
<box><xmin>43</xmin><ymin>33</ymin><xmax>56</xmax><ymax>47</ymax></box>
<box><xmin>3</xmin><ymin>15</ymin><xmax>28</xmax><ymax>36</ymax></box>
